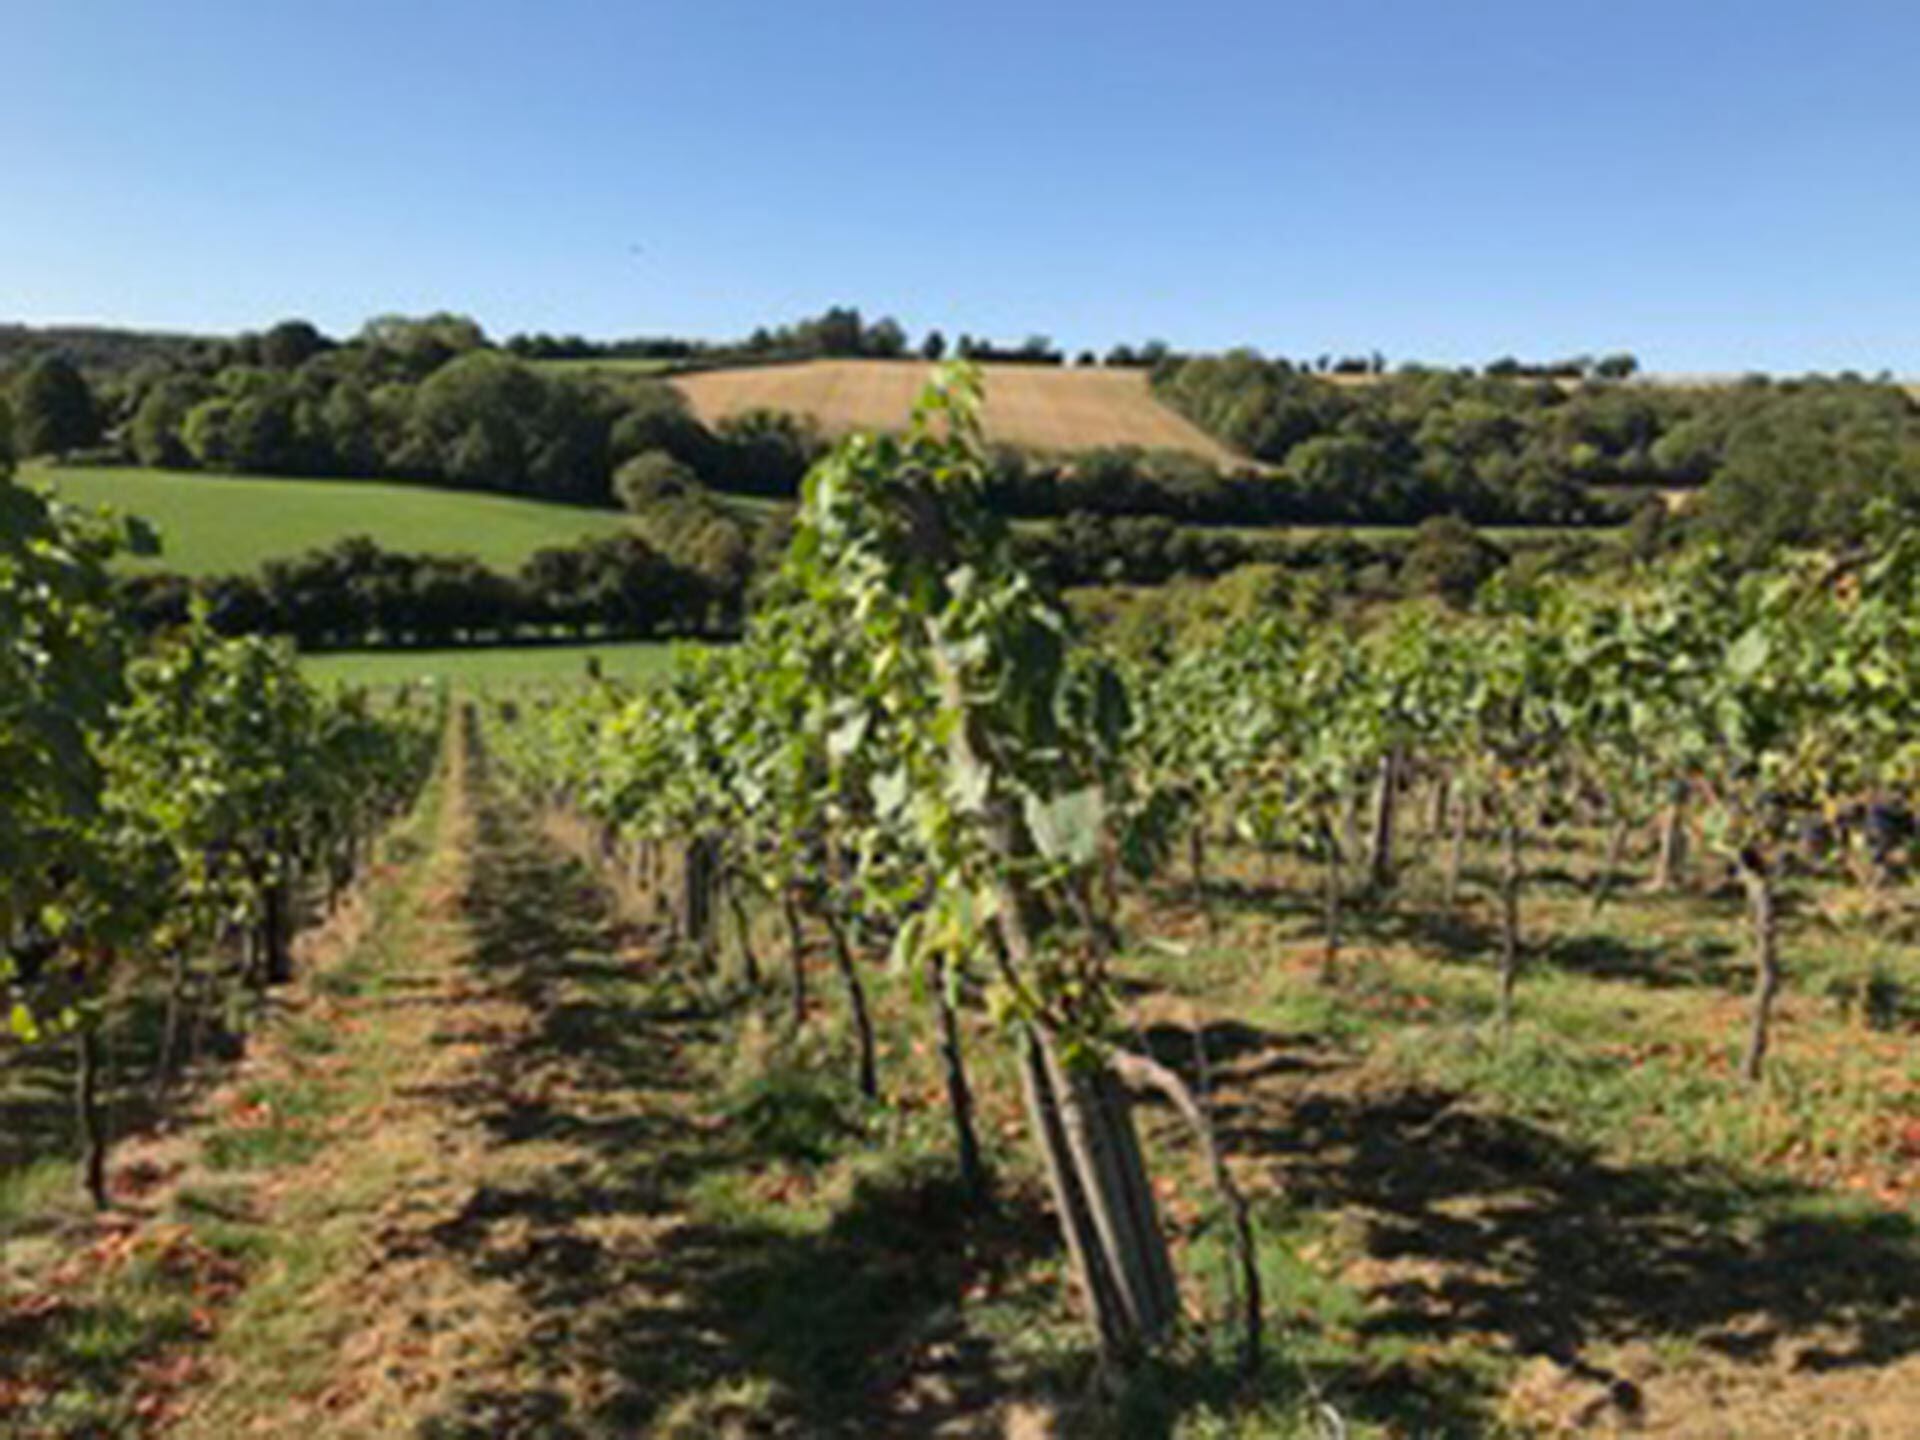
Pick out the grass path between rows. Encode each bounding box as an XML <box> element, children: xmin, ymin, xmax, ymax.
<box><xmin>149</xmin><ymin>715</ymin><xmax>1036</xmax><ymax>1439</ymax></box>
<box><xmin>168</xmin><ymin>715</ymin><xmax>580</xmax><ymax>1435</ymax></box>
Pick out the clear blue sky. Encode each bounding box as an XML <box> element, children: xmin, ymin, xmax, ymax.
<box><xmin>7</xmin><ymin>1</ymin><xmax>1918</xmax><ymax>373</ymax></box>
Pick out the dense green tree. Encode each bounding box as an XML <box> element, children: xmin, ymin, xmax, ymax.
<box><xmin>1696</xmin><ymin>388</ymin><xmax>1920</xmax><ymax>555</ymax></box>
<box><xmin>1402</xmin><ymin>515</ymin><xmax>1505</xmax><ymax>607</ymax></box>
<box><xmin>519</xmin><ymin>534</ymin><xmax>705</xmax><ymax>636</ymax></box>
<box><xmin>200</xmin><ymin>572</ymin><xmax>275</xmax><ymax>636</ymax></box>
<box><xmin>809</xmin><ymin>306</ymin><xmax>864</xmax><ymax>356</ymax></box>
<box><xmin>865</xmin><ymin>317</ymin><xmax>907</xmax><ymax>358</ymax></box>
<box><xmin>1287</xmin><ymin>433</ymin><xmax>1391</xmax><ymax>517</ymax></box>
<box><xmin>615</xmin><ymin>449</ymin><xmax>699</xmax><ymax>512</ymax></box>
<box><xmin>318</xmin><ymin>379</ymin><xmax>380</xmax><ymax>475</ymax></box>
<box><xmin>711</xmin><ymin>408</ymin><xmax>823</xmax><ymax>496</ymax></box>
<box><xmin>357</xmin><ymin>312</ymin><xmax>488</xmax><ymax>375</ymax></box>
<box><xmin>410</xmin><ymin>555</ymin><xmax>517</xmax><ymax>643</ymax></box>
<box><xmin>180</xmin><ymin>397</ymin><xmax>236</xmax><ymax>468</ymax></box>
<box><xmin>607</xmin><ymin>381</ymin><xmax>712</xmax><ymax>469</ymax></box>
<box><xmin>406</xmin><ymin>351</ymin><xmax>609</xmax><ymax>500</ymax></box>
<box><xmin>225</xmin><ymin>390</ymin><xmax>298</xmax><ymax>472</ymax></box>
<box><xmin>259</xmin><ymin>318</ymin><xmax>330</xmax><ymax>370</ymax></box>
<box><xmin>129</xmin><ymin>376</ymin><xmax>208</xmax><ymax>467</ymax></box>
<box><xmin>11</xmin><ymin>355</ymin><xmax>99</xmax><ymax>455</ymax></box>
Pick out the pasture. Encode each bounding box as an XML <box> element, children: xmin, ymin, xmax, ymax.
<box><xmin>672</xmin><ymin>359</ymin><xmax>1244</xmax><ymax>463</ymax></box>
<box><xmin>299</xmin><ymin>640</ymin><xmax>676</xmax><ymax>689</ymax></box>
<box><xmin>29</xmin><ymin>464</ymin><xmax>636</xmax><ymax>575</ymax></box>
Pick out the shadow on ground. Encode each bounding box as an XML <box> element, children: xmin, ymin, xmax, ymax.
<box><xmin>0</xmin><ymin>987</ymin><xmax>250</xmax><ymax>1184</ymax></box>
<box><xmin>1540</xmin><ymin>931</ymin><xmax>1745</xmax><ymax>992</ymax></box>
<box><xmin>411</xmin><ymin>788</ymin><xmax>1056</xmax><ymax>1438</ymax></box>
<box><xmin>1275</xmin><ymin>1084</ymin><xmax>1920</xmax><ymax>1366</ymax></box>
<box><xmin>1133</xmin><ymin>1005</ymin><xmax>1920</xmax><ymax>1434</ymax></box>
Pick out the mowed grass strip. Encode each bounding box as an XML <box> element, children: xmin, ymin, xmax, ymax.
<box><xmin>300</xmin><ymin>640</ymin><xmax>678</xmax><ymax>690</ymax></box>
<box><xmin>0</xmin><ymin>733</ymin><xmax>454</xmax><ymax>1436</ymax></box>
<box><xmin>28</xmin><ymin>464</ymin><xmax>636</xmax><ymax>576</ymax></box>
<box><xmin>673</xmin><ymin>358</ymin><xmax>1245</xmax><ymax>464</ymax></box>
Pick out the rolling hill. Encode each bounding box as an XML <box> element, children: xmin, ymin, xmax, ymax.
<box><xmin>28</xmin><ymin>464</ymin><xmax>636</xmax><ymax>576</ymax></box>
<box><xmin>669</xmin><ymin>359</ymin><xmax>1243</xmax><ymax>463</ymax></box>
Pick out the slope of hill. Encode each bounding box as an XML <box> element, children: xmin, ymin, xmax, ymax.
<box><xmin>29</xmin><ymin>464</ymin><xmax>635</xmax><ymax>576</ymax></box>
<box><xmin>671</xmin><ymin>359</ymin><xmax>1243</xmax><ymax>463</ymax></box>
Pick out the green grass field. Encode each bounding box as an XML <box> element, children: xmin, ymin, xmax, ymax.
<box><xmin>27</xmin><ymin>465</ymin><xmax>1612</xmax><ymax>589</ymax></box>
<box><xmin>27</xmin><ymin>464</ymin><xmax>636</xmax><ymax>576</ymax></box>
<box><xmin>299</xmin><ymin>640</ymin><xmax>677</xmax><ymax>689</ymax></box>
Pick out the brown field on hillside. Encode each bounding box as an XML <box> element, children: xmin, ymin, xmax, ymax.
<box><xmin>672</xmin><ymin>359</ymin><xmax>1243</xmax><ymax>462</ymax></box>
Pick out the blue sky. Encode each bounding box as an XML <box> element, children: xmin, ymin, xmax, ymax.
<box><xmin>6</xmin><ymin>1</ymin><xmax>1918</xmax><ymax>372</ymax></box>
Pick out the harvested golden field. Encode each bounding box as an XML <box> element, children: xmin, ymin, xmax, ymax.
<box><xmin>672</xmin><ymin>359</ymin><xmax>1243</xmax><ymax>462</ymax></box>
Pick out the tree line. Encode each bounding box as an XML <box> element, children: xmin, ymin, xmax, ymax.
<box><xmin>105</xmin><ymin>507</ymin><xmax>1542</xmax><ymax>652</ymax></box>
<box><xmin>0</xmin><ymin>313</ymin><xmax>1639</xmax><ymax>383</ymax></box>
<box><xmin>508</xmin><ymin>308</ymin><xmax>1071</xmax><ymax>368</ymax></box>
<box><xmin>10</xmin><ymin>311</ymin><xmax>1919</xmax><ymax>559</ymax></box>
<box><xmin>984</xmin><ymin>441</ymin><xmax>1615</xmax><ymax>527</ymax></box>
<box><xmin>3</xmin><ymin>319</ymin><xmax>823</xmax><ymax>512</ymax></box>
<box><xmin>117</xmin><ymin>530</ymin><xmax>740</xmax><ymax>652</ymax></box>
<box><xmin>3</xmin><ymin>329</ymin><xmax>1609</xmax><ymax>542</ymax></box>
<box><xmin>1153</xmin><ymin>353</ymin><xmax>1920</xmax><ymax>551</ymax></box>
<box><xmin>1021</xmin><ymin>511</ymin><xmax>1524</xmax><ymax>601</ymax></box>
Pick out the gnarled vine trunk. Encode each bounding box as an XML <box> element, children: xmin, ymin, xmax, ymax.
<box><xmin>1497</xmin><ymin>813</ymin><xmax>1523</xmax><ymax>1037</ymax></box>
<box><xmin>76</xmin><ymin>1024</ymin><xmax>109</xmax><ymax>1210</ymax></box>
<box><xmin>782</xmin><ymin>888</ymin><xmax>809</xmax><ymax>1029</ymax></box>
<box><xmin>929</xmin><ymin>954</ymin><xmax>988</xmax><ymax>1203</ymax></box>
<box><xmin>1739</xmin><ymin>853</ymin><xmax>1781</xmax><ymax>1084</ymax></box>
<box><xmin>153</xmin><ymin>945</ymin><xmax>192</xmax><ymax>1102</ymax></box>
<box><xmin>1427</xmin><ymin>768</ymin><xmax>1450</xmax><ymax>845</ymax></box>
<box><xmin>262</xmin><ymin>857</ymin><xmax>292</xmax><ymax>987</ymax></box>
<box><xmin>1340</xmin><ymin>781</ymin><xmax>1362</xmax><ymax>869</ymax></box>
<box><xmin>1321</xmin><ymin>820</ymin><xmax>1344</xmax><ymax>982</ymax></box>
<box><xmin>1444</xmin><ymin>775</ymin><xmax>1471</xmax><ymax>907</ymax></box>
<box><xmin>1189</xmin><ymin>824</ymin><xmax>1216</xmax><ymax>938</ymax></box>
<box><xmin>1109</xmin><ymin>1047</ymin><xmax>1264</xmax><ymax>1377</ymax></box>
<box><xmin>1649</xmin><ymin>796</ymin><xmax>1687</xmax><ymax>892</ymax></box>
<box><xmin>1367</xmin><ymin>749</ymin><xmax>1398</xmax><ymax>893</ymax></box>
<box><xmin>821</xmin><ymin>906</ymin><xmax>879</xmax><ymax>1101</ymax></box>
<box><xmin>724</xmin><ymin>873</ymin><xmax>761</xmax><ymax>989</ymax></box>
<box><xmin>679</xmin><ymin>834</ymin><xmax>720</xmax><ymax>966</ymax></box>
<box><xmin>1590</xmin><ymin>813</ymin><xmax>1630</xmax><ymax>917</ymax></box>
